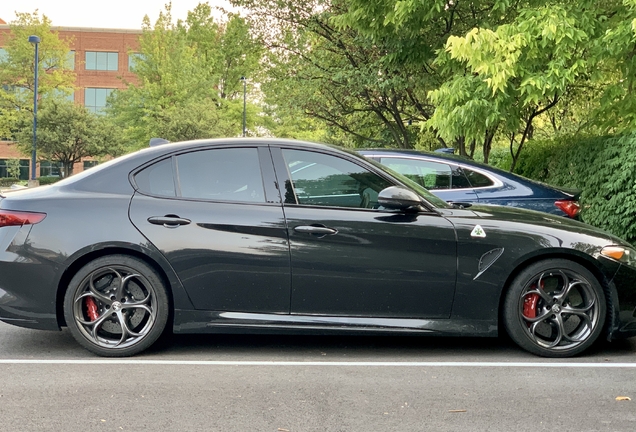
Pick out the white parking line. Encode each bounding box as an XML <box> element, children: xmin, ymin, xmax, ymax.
<box><xmin>0</xmin><ymin>360</ymin><xmax>635</xmax><ymax>367</ymax></box>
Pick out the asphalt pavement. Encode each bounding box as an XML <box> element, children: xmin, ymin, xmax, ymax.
<box><xmin>1</xmin><ymin>323</ymin><xmax>635</xmax><ymax>431</ymax></box>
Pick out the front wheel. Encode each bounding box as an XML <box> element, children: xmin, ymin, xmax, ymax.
<box><xmin>503</xmin><ymin>259</ymin><xmax>606</xmax><ymax>358</ymax></box>
<box><xmin>63</xmin><ymin>255</ymin><xmax>169</xmax><ymax>357</ymax></box>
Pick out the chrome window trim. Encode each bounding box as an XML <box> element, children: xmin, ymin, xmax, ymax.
<box><xmin>364</xmin><ymin>154</ymin><xmax>504</xmax><ymax>191</ymax></box>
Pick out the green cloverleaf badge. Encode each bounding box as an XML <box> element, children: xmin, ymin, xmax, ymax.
<box><xmin>471</xmin><ymin>225</ymin><xmax>486</xmax><ymax>238</ymax></box>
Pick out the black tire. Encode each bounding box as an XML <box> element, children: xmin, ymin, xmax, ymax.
<box><xmin>63</xmin><ymin>255</ymin><xmax>169</xmax><ymax>357</ymax></box>
<box><xmin>503</xmin><ymin>259</ymin><xmax>606</xmax><ymax>358</ymax></box>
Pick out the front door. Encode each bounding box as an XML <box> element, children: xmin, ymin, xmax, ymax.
<box><xmin>273</xmin><ymin>147</ymin><xmax>458</xmax><ymax>319</ymax></box>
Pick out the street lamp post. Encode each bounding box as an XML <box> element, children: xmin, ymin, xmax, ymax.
<box><xmin>28</xmin><ymin>35</ymin><xmax>40</xmax><ymax>187</ymax></box>
<box><xmin>240</xmin><ymin>76</ymin><xmax>246</xmax><ymax>137</ymax></box>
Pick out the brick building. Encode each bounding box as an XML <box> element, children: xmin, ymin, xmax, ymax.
<box><xmin>0</xmin><ymin>22</ymin><xmax>141</xmax><ymax>179</ymax></box>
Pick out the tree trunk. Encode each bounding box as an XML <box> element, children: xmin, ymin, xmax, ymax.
<box><xmin>468</xmin><ymin>139</ymin><xmax>476</xmax><ymax>159</ymax></box>
<box><xmin>62</xmin><ymin>161</ymin><xmax>74</xmax><ymax>178</ymax></box>
<box><xmin>455</xmin><ymin>136</ymin><xmax>466</xmax><ymax>156</ymax></box>
<box><xmin>482</xmin><ymin>128</ymin><xmax>496</xmax><ymax>164</ymax></box>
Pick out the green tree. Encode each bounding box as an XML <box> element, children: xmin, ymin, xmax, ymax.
<box><xmin>592</xmin><ymin>0</ymin><xmax>636</xmax><ymax>133</ymax></box>
<box><xmin>6</xmin><ymin>158</ymin><xmax>21</xmax><ymax>179</ymax></box>
<box><xmin>108</xmin><ymin>3</ymin><xmax>263</xmax><ymax>148</ymax></box>
<box><xmin>233</xmin><ymin>0</ymin><xmax>524</xmax><ymax>149</ymax></box>
<box><xmin>0</xmin><ymin>11</ymin><xmax>75</xmax><ymax>139</ymax></box>
<box><xmin>316</xmin><ymin>1</ymin><xmax>636</xmax><ymax>164</ymax></box>
<box><xmin>15</xmin><ymin>100</ymin><xmax>122</xmax><ymax>177</ymax></box>
<box><xmin>428</xmin><ymin>2</ymin><xmax>604</xmax><ymax>169</ymax></box>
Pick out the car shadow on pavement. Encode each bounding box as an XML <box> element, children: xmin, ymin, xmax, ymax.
<box><xmin>144</xmin><ymin>332</ymin><xmax>547</xmax><ymax>361</ymax></box>
<box><xmin>1</xmin><ymin>322</ymin><xmax>634</xmax><ymax>360</ymax></box>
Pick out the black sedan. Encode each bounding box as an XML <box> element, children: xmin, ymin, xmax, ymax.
<box><xmin>0</xmin><ymin>138</ymin><xmax>635</xmax><ymax>358</ymax></box>
<box><xmin>358</xmin><ymin>149</ymin><xmax>581</xmax><ymax>218</ymax></box>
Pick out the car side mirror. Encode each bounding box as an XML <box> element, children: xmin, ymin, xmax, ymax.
<box><xmin>378</xmin><ymin>186</ymin><xmax>423</xmax><ymax>211</ymax></box>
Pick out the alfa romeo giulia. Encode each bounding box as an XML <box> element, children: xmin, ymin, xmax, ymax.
<box><xmin>0</xmin><ymin>138</ymin><xmax>635</xmax><ymax>357</ymax></box>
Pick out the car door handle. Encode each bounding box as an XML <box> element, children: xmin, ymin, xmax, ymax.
<box><xmin>147</xmin><ymin>216</ymin><xmax>191</xmax><ymax>228</ymax></box>
<box><xmin>294</xmin><ymin>225</ymin><xmax>338</xmax><ymax>235</ymax></box>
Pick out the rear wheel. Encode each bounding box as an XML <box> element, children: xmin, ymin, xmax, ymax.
<box><xmin>63</xmin><ymin>255</ymin><xmax>169</xmax><ymax>357</ymax></box>
<box><xmin>503</xmin><ymin>259</ymin><xmax>606</xmax><ymax>357</ymax></box>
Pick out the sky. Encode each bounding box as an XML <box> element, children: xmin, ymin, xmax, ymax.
<box><xmin>0</xmin><ymin>0</ymin><xmax>234</xmax><ymax>29</ymax></box>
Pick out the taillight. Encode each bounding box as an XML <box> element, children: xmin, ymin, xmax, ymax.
<box><xmin>0</xmin><ymin>210</ymin><xmax>47</xmax><ymax>227</ymax></box>
<box><xmin>554</xmin><ymin>200</ymin><xmax>580</xmax><ymax>218</ymax></box>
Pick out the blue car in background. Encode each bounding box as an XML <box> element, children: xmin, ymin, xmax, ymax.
<box><xmin>358</xmin><ymin>149</ymin><xmax>581</xmax><ymax>218</ymax></box>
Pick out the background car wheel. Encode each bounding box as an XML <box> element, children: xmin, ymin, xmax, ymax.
<box><xmin>503</xmin><ymin>259</ymin><xmax>606</xmax><ymax>358</ymax></box>
<box><xmin>63</xmin><ymin>255</ymin><xmax>169</xmax><ymax>357</ymax></box>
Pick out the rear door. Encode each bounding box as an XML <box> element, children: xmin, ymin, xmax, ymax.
<box><xmin>129</xmin><ymin>145</ymin><xmax>291</xmax><ymax>313</ymax></box>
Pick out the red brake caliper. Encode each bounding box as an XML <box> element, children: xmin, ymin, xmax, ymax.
<box><xmin>523</xmin><ymin>280</ymin><xmax>545</xmax><ymax>319</ymax></box>
<box><xmin>523</xmin><ymin>293</ymin><xmax>539</xmax><ymax>318</ymax></box>
<box><xmin>85</xmin><ymin>297</ymin><xmax>99</xmax><ymax>321</ymax></box>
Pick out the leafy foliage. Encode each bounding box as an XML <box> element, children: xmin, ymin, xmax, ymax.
<box><xmin>509</xmin><ymin>134</ymin><xmax>636</xmax><ymax>244</ymax></box>
<box><xmin>14</xmin><ymin>100</ymin><xmax>122</xmax><ymax>177</ymax></box>
<box><xmin>0</xmin><ymin>11</ymin><xmax>75</xmax><ymax>139</ymax></box>
<box><xmin>107</xmin><ymin>3</ymin><xmax>263</xmax><ymax>149</ymax></box>
<box><xmin>233</xmin><ymin>0</ymin><xmax>479</xmax><ymax>149</ymax></box>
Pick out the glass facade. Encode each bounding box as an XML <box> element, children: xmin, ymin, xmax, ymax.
<box><xmin>83</xmin><ymin>160</ymin><xmax>100</xmax><ymax>170</ymax></box>
<box><xmin>84</xmin><ymin>88</ymin><xmax>113</xmax><ymax>113</ymax></box>
<box><xmin>0</xmin><ymin>159</ymin><xmax>30</xmax><ymax>180</ymax></box>
<box><xmin>66</xmin><ymin>51</ymin><xmax>75</xmax><ymax>70</ymax></box>
<box><xmin>128</xmin><ymin>53</ymin><xmax>145</xmax><ymax>71</ymax></box>
<box><xmin>85</xmin><ymin>51</ymin><xmax>118</xmax><ymax>71</ymax></box>
<box><xmin>40</xmin><ymin>161</ymin><xmax>63</xmax><ymax>178</ymax></box>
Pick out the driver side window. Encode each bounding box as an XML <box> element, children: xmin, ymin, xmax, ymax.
<box><xmin>282</xmin><ymin>149</ymin><xmax>392</xmax><ymax>209</ymax></box>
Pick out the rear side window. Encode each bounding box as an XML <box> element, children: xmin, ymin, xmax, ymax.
<box><xmin>378</xmin><ymin>157</ymin><xmax>471</xmax><ymax>190</ymax></box>
<box><xmin>134</xmin><ymin>148</ymin><xmax>266</xmax><ymax>203</ymax></box>
<box><xmin>176</xmin><ymin>148</ymin><xmax>265</xmax><ymax>203</ymax></box>
<box><xmin>464</xmin><ymin>169</ymin><xmax>494</xmax><ymax>188</ymax></box>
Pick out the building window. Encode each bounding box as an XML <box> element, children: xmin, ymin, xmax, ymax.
<box><xmin>42</xmin><ymin>50</ymin><xmax>75</xmax><ymax>70</ymax></box>
<box><xmin>0</xmin><ymin>159</ymin><xmax>30</xmax><ymax>180</ymax></box>
<box><xmin>0</xmin><ymin>48</ymin><xmax>8</xmax><ymax>62</ymax></box>
<box><xmin>128</xmin><ymin>53</ymin><xmax>145</xmax><ymax>71</ymax></box>
<box><xmin>40</xmin><ymin>161</ymin><xmax>63</xmax><ymax>178</ymax></box>
<box><xmin>85</xmin><ymin>51</ymin><xmax>118</xmax><ymax>71</ymax></box>
<box><xmin>84</xmin><ymin>88</ymin><xmax>113</xmax><ymax>113</ymax></box>
<box><xmin>48</xmin><ymin>89</ymin><xmax>75</xmax><ymax>103</ymax></box>
<box><xmin>66</xmin><ymin>51</ymin><xmax>75</xmax><ymax>70</ymax></box>
<box><xmin>83</xmin><ymin>160</ymin><xmax>99</xmax><ymax>170</ymax></box>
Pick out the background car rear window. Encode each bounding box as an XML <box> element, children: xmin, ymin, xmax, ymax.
<box><xmin>134</xmin><ymin>158</ymin><xmax>176</xmax><ymax>197</ymax></box>
<box><xmin>176</xmin><ymin>148</ymin><xmax>265</xmax><ymax>202</ymax></box>
<box><xmin>464</xmin><ymin>169</ymin><xmax>494</xmax><ymax>188</ymax></box>
<box><xmin>283</xmin><ymin>149</ymin><xmax>391</xmax><ymax>208</ymax></box>
<box><xmin>378</xmin><ymin>157</ymin><xmax>470</xmax><ymax>190</ymax></box>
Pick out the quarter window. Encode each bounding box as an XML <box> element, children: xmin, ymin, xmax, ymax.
<box><xmin>134</xmin><ymin>158</ymin><xmax>175</xmax><ymax>197</ymax></box>
<box><xmin>464</xmin><ymin>169</ymin><xmax>494</xmax><ymax>188</ymax></box>
<box><xmin>282</xmin><ymin>149</ymin><xmax>391</xmax><ymax>209</ymax></box>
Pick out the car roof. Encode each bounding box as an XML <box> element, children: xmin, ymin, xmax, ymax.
<box><xmin>358</xmin><ymin>148</ymin><xmax>503</xmax><ymax>171</ymax></box>
<box><xmin>357</xmin><ymin>148</ymin><xmax>579</xmax><ymax>197</ymax></box>
<box><xmin>42</xmin><ymin>138</ymin><xmax>367</xmax><ymax>195</ymax></box>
